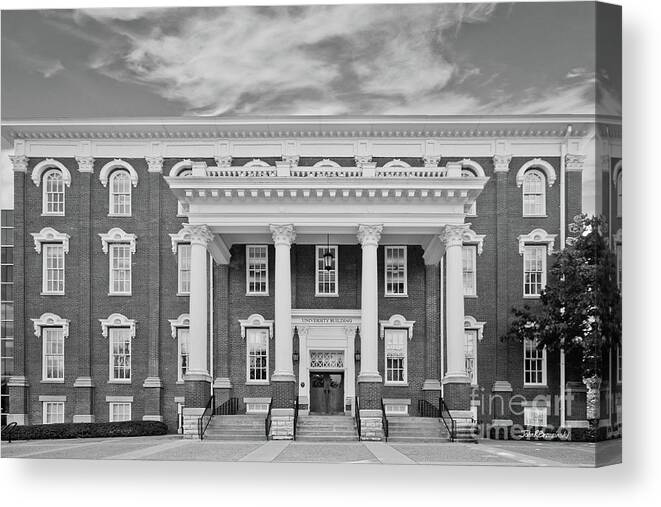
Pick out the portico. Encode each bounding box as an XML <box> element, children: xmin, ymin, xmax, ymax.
<box><xmin>168</xmin><ymin>157</ymin><xmax>488</xmax><ymax>439</ymax></box>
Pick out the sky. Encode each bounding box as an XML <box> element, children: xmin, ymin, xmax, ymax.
<box><xmin>0</xmin><ymin>1</ymin><xmax>622</xmax><ymax>210</ymax></box>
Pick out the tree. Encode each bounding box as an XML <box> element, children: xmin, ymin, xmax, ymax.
<box><xmin>504</xmin><ymin>215</ymin><xmax>621</xmax><ymax>437</ymax></box>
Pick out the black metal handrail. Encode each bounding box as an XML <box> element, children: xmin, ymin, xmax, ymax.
<box><xmin>265</xmin><ymin>400</ymin><xmax>273</xmax><ymax>440</ymax></box>
<box><xmin>354</xmin><ymin>396</ymin><xmax>361</xmax><ymax>441</ymax></box>
<box><xmin>293</xmin><ymin>396</ymin><xmax>300</xmax><ymax>441</ymax></box>
<box><xmin>418</xmin><ymin>399</ymin><xmax>441</xmax><ymax>418</ymax></box>
<box><xmin>215</xmin><ymin>397</ymin><xmax>239</xmax><ymax>416</ymax></box>
<box><xmin>439</xmin><ymin>397</ymin><xmax>456</xmax><ymax>442</ymax></box>
<box><xmin>198</xmin><ymin>395</ymin><xmax>215</xmax><ymax>440</ymax></box>
<box><xmin>1</xmin><ymin>422</ymin><xmax>18</xmax><ymax>443</ymax></box>
<box><xmin>381</xmin><ymin>399</ymin><xmax>389</xmax><ymax>442</ymax></box>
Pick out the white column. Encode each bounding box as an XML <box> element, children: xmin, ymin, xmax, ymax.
<box><xmin>441</xmin><ymin>224</ymin><xmax>471</xmax><ymax>383</ymax></box>
<box><xmin>270</xmin><ymin>224</ymin><xmax>296</xmax><ymax>381</ymax></box>
<box><xmin>357</xmin><ymin>224</ymin><xmax>383</xmax><ymax>381</ymax></box>
<box><xmin>184</xmin><ymin>224</ymin><xmax>213</xmax><ymax>380</ymax></box>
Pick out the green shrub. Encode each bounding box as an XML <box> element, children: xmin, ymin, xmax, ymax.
<box><xmin>2</xmin><ymin>420</ymin><xmax>168</xmax><ymax>441</ymax></box>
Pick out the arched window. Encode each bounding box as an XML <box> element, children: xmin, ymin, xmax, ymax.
<box><xmin>43</xmin><ymin>169</ymin><xmax>65</xmax><ymax>215</ymax></box>
<box><xmin>616</xmin><ymin>171</ymin><xmax>622</xmax><ymax>218</ymax></box>
<box><xmin>461</xmin><ymin>168</ymin><xmax>478</xmax><ymax>215</ymax></box>
<box><xmin>522</xmin><ymin>169</ymin><xmax>546</xmax><ymax>216</ymax></box>
<box><xmin>109</xmin><ymin>170</ymin><xmax>132</xmax><ymax>216</ymax></box>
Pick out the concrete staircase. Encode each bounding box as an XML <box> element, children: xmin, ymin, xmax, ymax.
<box><xmin>295</xmin><ymin>414</ymin><xmax>358</xmax><ymax>442</ymax></box>
<box><xmin>386</xmin><ymin>417</ymin><xmax>451</xmax><ymax>443</ymax></box>
<box><xmin>453</xmin><ymin>419</ymin><xmax>479</xmax><ymax>443</ymax></box>
<box><xmin>203</xmin><ymin>414</ymin><xmax>266</xmax><ymax>441</ymax></box>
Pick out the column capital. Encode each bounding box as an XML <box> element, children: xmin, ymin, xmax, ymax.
<box><xmin>270</xmin><ymin>224</ymin><xmax>296</xmax><ymax>246</ymax></box>
<box><xmin>423</xmin><ymin>155</ymin><xmax>441</xmax><ymax>168</ymax></box>
<box><xmin>9</xmin><ymin>155</ymin><xmax>28</xmax><ymax>173</ymax></box>
<box><xmin>182</xmin><ymin>224</ymin><xmax>214</xmax><ymax>247</ymax></box>
<box><xmin>215</xmin><ymin>156</ymin><xmax>232</xmax><ymax>168</ymax></box>
<box><xmin>75</xmin><ymin>156</ymin><xmax>95</xmax><ymax>173</ymax></box>
<box><xmin>439</xmin><ymin>224</ymin><xmax>470</xmax><ymax>248</ymax></box>
<box><xmin>565</xmin><ymin>154</ymin><xmax>586</xmax><ymax>172</ymax></box>
<box><xmin>493</xmin><ymin>154</ymin><xmax>512</xmax><ymax>173</ymax></box>
<box><xmin>282</xmin><ymin>155</ymin><xmax>300</xmax><ymax>167</ymax></box>
<box><xmin>145</xmin><ymin>156</ymin><xmax>164</xmax><ymax>173</ymax></box>
<box><xmin>357</xmin><ymin>224</ymin><xmax>383</xmax><ymax>247</ymax></box>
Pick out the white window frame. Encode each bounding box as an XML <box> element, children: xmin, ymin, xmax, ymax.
<box><xmin>464</xmin><ymin>329</ymin><xmax>478</xmax><ymax>385</ymax></box>
<box><xmin>108</xmin><ymin>169</ymin><xmax>132</xmax><ymax>217</ymax></box>
<box><xmin>109</xmin><ymin>327</ymin><xmax>132</xmax><ymax>383</ymax></box>
<box><xmin>523</xmin><ymin>339</ymin><xmax>547</xmax><ymax>387</ymax></box>
<box><xmin>176</xmin><ymin>168</ymin><xmax>192</xmax><ymax>216</ymax></box>
<box><xmin>315</xmin><ymin>245</ymin><xmax>338</xmax><ymax>297</ymax></box>
<box><xmin>523</xmin><ymin>245</ymin><xmax>547</xmax><ymax>297</ymax></box>
<box><xmin>246</xmin><ymin>245</ymin><xmax>269</xmax><ymax>296</ymax></box>
<box><xmin>42</xmin><ymin>169</ymin><xmax>66</xmax><ymax>216</ymax></box>
<box><xmin>524</xmin><ymin>405</ymin><xmax>548</xmax><ymax>427</ymax></box>
<box><xmin>245</xmin><ymin>327</ymin><xmax>270</xmax><ymax>384</ymax></box>
<box><xmin>461</xmin><ymin>167</ymin><xmax>478</xmax><ymax>215</ymax></box>
<box><xmin>109</xmin><ymin>243</ymin><xmax>132</xmax><ymax>295</ymax></box>
<box><xmin>41</xmin><ymin>242</ymin><xmax>66</xmax><ymax>295</ymax></box>
<box><xmin>522</xmin><ymin>169</ymin><xmax>547</xmax><ymax>216</ymax></box>
<box><xmin>177</xmin><ymin>243</ymin><xmax>191</xmax><ymax>295</ymax></box>
<box><xmin>109</xmin><ymin>402</ymin><xmax>132</xmax><ymax>422</ymax></box>
<box><xmin>177</xmin><ymin>327</ymin><xmax>190</xmax><ymax>383</ymax></box>
<box><xmin>384</xmin><ymin>246</ymin><xmax>408</xmax><ymax>297</ymax></box>
<box><xmin>384</xmin><ymin>328</ymin><xmax>408</xmax><ymax>385</ymax></box>
<box><xmin>462</xmin><ymin>245</ymin><xmax>477</xmax><ymax>297</ymax></box>
<box><xmin>42</xmin><ymin>326</ymin><xmax>65</xmax><ymax>382</ymax></box>
<box><xmin>42</xmin><ymin>401</ymin><xmax>65</xmax><ymax>424</ymax></box>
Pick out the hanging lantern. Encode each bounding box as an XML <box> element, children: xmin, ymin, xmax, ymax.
<box><xmin>323</xmin><ymin>234</ymin><xmax>334</xmax><ymax>271</ymax></box>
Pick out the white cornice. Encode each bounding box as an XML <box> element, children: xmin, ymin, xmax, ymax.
<box><xmin>2</xmin><ymin>114</ymin><xmax>620</xmax><ymax>141</ymax></box>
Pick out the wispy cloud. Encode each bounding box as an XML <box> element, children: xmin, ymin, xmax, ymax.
<box><xmin>3</xmin><ymin>40</ymin><xmax>65</xmax><ymax>78</ymax></box>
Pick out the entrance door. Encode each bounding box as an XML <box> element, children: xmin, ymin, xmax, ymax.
<box><xmin>309</xmin><ymin>372</ymin><xmax>344</xmax><ymax>414</ymax></box>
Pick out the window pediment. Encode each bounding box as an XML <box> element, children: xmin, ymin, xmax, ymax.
<box><xmin>239</xmin><ymin>313</ymin><xmax>274</xmax><ymax>339</ymax></box>
<box><xmin>31</xmin><ymin>227</ymin><xmax>70</xmax><ymax>254</ymax></box>
<box><xmin>32</xmin><ymin>159</ymin><xmax>72</xmax><ymax>187</ymax></box>
<box><xmin>100</xmin><ymin>313</ymin><xmax>136</xmax><ymax>338</ymax></box>
<box><xmin>169</xmin><ymin>313</ymin><xmax>190</xmax><ymax>338</ymax></box>
<box><xmin>516</xmin><ymin>158</ymin><xmax>557</xmax><ymax>187</ymax></box>
<box><xmin>100</xmin><ymin>159</ymin><xmax>138</xmax><ymax>187</ymax></box>
<box><xmin>169</xmin><ymin>227</ymin><xmax>192</xmax><ymax>254</ymax></box>
<box><xmin>518</xmin><ymin>228</ymin><xmax>556</xmax><ymax>255</ymax></box>
<box><xmin>379</xmin><ymin>314</ymin><xmax>415</xmax><ymax>340</ymax></box>
<box><xmin>100</xmin><ymin>227</ymin><xmax>137</xmax><ymax>254</ymax></box>
<box><xmin>462</xmin><ymin>227</ymin><xmax>485</xmax><ymax>255</ymax></box>
<box><xmin>464</xmin><ymin>315</ymin><xmax>486</xmax><ymax>341</ymax></box>
<box><xmin>32</xmin><ymin>312</ymin><xmax>69</xmax><ymax>338</ymax></box>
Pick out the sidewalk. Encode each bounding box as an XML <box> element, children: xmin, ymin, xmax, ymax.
<box><xmin>1</xmin><ymin>435</ymin><xmax>620</xmax><ymax>467</ymax></box>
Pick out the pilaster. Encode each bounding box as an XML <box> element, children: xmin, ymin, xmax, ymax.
<box><xmin>423</xmin><ymin>262</ymin><xmax>441</xmax><ymax>394</ymax></box>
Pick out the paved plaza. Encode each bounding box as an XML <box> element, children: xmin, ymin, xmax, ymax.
<box><xmin>1</xmin><ymin>436</ymin><xmax>621</xmax><ymax>467</ymax></box>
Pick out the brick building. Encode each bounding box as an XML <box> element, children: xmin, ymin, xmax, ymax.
<box><xmin>1</xmin><ymin>115</ymin><xmax>621</xmax><ymax>440</ymax></box>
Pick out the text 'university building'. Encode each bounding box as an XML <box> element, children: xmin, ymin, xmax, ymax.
<box><xmin>1</xmin><ymin>115</ymin><xmax>622</xmax><ymax>441</ymax></box>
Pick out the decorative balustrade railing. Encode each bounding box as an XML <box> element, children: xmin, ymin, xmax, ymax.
<box><xmin>185</xmin><ymin>166</ymin><xmax>457</xmax><ymax>179</ymax></box>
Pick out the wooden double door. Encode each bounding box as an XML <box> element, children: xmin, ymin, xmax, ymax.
<box><xmin>309</xmin><ymin>372</ymin><xmax>344</xmax><ymax>414</ymax></box>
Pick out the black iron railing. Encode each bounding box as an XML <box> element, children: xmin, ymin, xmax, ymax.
<box><xmin>439</xmin><ymin>397</ymin><xmax>457</xmax><ymax>442</ymax></box>
<box><xmin>265</xmin><ymin>400</ymin><xmax>273</xmax><ymax>440</ymax></box>
<box><xmin>1</xmin><ymin>422</ymin><xmax>18</xmax><ymax>443</ymax></box>
<box><xmin>417</xmin><ymin>399</ymin><xmax>441</xmax><ymax>418</ymax></box>
<box><xmin>381</xmin><ymin>399</ymin><xmax>389</xmax><ymax>442</ymax></box>
<box><xmin>215</xmin><ymin>397</ymin><xmax>239</xmax><ymax>416</ymax></box>
<box><xmin>354</xmin><ymin>396</ymin><xmax>361</xmax><ymax>441</ymax></box>
<box><xmin>198</xmin><ymin>395</ymin><xmax>215</xmax><ymax>440</ymax></box>
<box><xmin>293</xmin><ymin>396</ymin><xmax>300</xmax><ymax>441</ymax></box>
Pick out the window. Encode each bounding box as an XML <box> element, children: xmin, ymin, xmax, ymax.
<box><xmin>524</xmin><ymin>339</ymin><xmax>547</xmax><ymax>386</ymax></box>
<box><xmin>464</xmin><ymin>329</ymin><xmax>478</xmax><ymax>385</ymax></box>
<box><xmin>246</xmin><ymin>328</ymin><xmax>269</xmax><ymax>383</ymax></box>
<box><xmin>109</xmin><ymin>170</ymin><xmax>132</xmax><ymax>216</ymax></box>
<box><xmin>177</xmin><ymin>327</ymin><xmax>190</xmax><ymax>382</ymax></box>
<box><xmin>177</xmin><ymin>244</ymin><xmax>191</xmax><ymax>294</ymax></box>
<box><xmin>109</xmin><ymin>243</ymin><xmax>132</xmax><ymax>295</ymax></box>
<box><xmin>522</xmin><ymin>169</ymin><xmax>546</xmax><ymax>216</ymax></box>
<box><xmin>616</xmin><ymin>345</ymin><xmax>622</xmax><ymax>384</ymax></box>
<box><xmin>246</xmin><ymin>245</ymin><xmax>268</xmax><ymax>295</ymax></box>
<box><xmin>524</xmin><ymin>406</ymin><xmax>547</xmax><ymax>427</ymax></box>
<box><xmin>316</xmin><ymin>245</ymin><xmax>338</xmax><ymax>296</ymax></box>
<box><xmin>616</xmin><ymin>171</ymin><xmax>622</xmax><ymax>218</ymax></box>
<box><xmin>461</xmin><ymin>168</ymin><xmax>477</xmax><ymax>215</ymax></box>
<box><xmin>462</xmin><ymin>245</ymin><xmax>477</xmax><ymax>296</ymax></box>
<box><xmin>385</xmin><ymin>246</ymin><xmax>407</xmax><ymax>296</ymax></box>
<box><xmin>385</xmin><ymin>328</ymin><xmax>407</xmax><ymax>384</ymax></box>
<box><xmin>109</xmin><ymin>327</ymin><xmax>131</xmax><ymax>381</ymax></box>
<box><xmin>523</xmin><ymin>245</ymin><xmax>546</xmax><ymax>297</ymax></box>
<box><xmin>42</xmin><ymin>327</ymin><xmax>64</xmax><ymax>381</ymax></box>
<box><xmin>42</xmin><ymin>243</ymin><xmax>65</xmax><ymax>294</ymax></box>
<box><xmin>43</xmin><ymin>401</ymin><xmax>64</xmax><ymax>424</ymax></box>
<box><xmin>109</xmin><ymin>402</ymin><xmax>131</xmax><ymax>422</ymax></box>
<box><xmin>43</xmin><ymin>169</ymin><xmax>65</xmax><ymax>215</ymax></box>
<box><xmin>177</xmin><ymin>169</ymin><xmax>192</xmax><ymax>215</ymax></box>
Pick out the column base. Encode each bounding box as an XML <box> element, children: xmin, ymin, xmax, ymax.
<box><xmin>184</xmin><ymin>374</ymin><xmax>212</xmax><ymax>409</ymax></box>
<box><xmin>442</xmin><ymin>376</ymin><xmax>471</xmax><ymax>411</ymax></box>
<box><xmin>74</xmin><ymin>378</ymin><xmax>95</xmax><ymax>424</ymax></box>
<box><xmin>213</xmin><ymin>378</ymin><xmax>232</xmax><ymax>406</ymax></box>
<box><xmin>142</xmin><ymin>415</ymin><xmax>164</xmax><ymax>422</ymax></box>
<box><xmin>357</xmin><ymin>380</ymin><xmax>383</xmax><ymax>410</ymax></box>
<box><xmin>182</xmin><ymin>407</ymin><xmax>205</xmax><ymax>439</ymax></box>
<box><xmin>271</xmin><ymin>378</ymin><xmax>296</xmax><ymax>409</ymax></box>
<box><xmin>491</xmin><ymin>381</ymin><xmax>513</xmax><ymax>421</ymax></box>
<box><xmin>269</xmin><ymin>408</ymin><xmax>294</xmax><ymax>440</ymax></box>
<box><xmin>6</xmin><ymin>414</ymin><xmax>27</xmax><ymax>425</ymax></box>
<box><xmin>360</xmin><ymin>409</ymin><xmax>384</xmax><ymax>441</ymax></box>
<box><xmin>8</xmin><ymin>376</ymin><xmax>29</xmax><ymax>424</ymax></box>
<box><xmin>143</xmin><ymin>377</ymin><xmax>163</xmax><ymax>421</ymax></box>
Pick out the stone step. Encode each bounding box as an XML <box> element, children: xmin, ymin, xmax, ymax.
<box><xmin>387</xmin><ymin>436</ymin><xmax>450</xmax><ymax>443</ymax></box>
<box><xmin>296</xmin><ymin>434</ymin><xmax>358</xmax><ymax>442</ymax></box>
<box><xmin>203</xmin><ymin>434</ymin><xmax>267</xmax><ymax>441</ymax></box>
